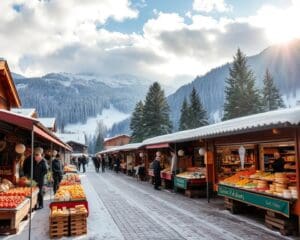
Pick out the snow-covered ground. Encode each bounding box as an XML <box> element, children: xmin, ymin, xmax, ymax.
<box><xmin>1</xmin><ymin>166</ymin><xmax>295</xmax><ymax>240</ymax></box>
<box><xmin>0</xmin><ymin>172</ymin><xmax>123</xmax><ymax>240</ymax></box>
<box><xmin>64</xmin><ymin>105</ymin><xmax>130</xmax><ymax>137</ymax></box>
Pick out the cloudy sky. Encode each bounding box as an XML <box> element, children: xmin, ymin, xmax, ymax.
<box><xmin>1</xmin><ymin>0</ymin><xmax>300</xmax><ymax>88</ymax></box>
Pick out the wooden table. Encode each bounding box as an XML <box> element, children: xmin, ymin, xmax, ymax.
<box><xmin>0</xmin><ymin>198</ymin><xmax>30</xmax><ymax>234</ymax></box>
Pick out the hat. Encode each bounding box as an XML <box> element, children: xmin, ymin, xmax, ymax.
<box><xmin>34</xmin><ymin>147</ymin><xmax>43</xmax><ymax>155</ymax></box>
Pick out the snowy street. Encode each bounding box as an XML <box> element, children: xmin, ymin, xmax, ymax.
<box><xmin>0</xmin><ymin>166</ymin><xmax>295</xmax><ymax>240</ymax></box>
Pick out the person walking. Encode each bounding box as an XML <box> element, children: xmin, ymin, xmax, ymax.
<box><xmin>101</xmin><ymin>155</ymin><xmax>106</xmax><ymax>173</ymax></box>
<box><xmin>114</xmin><ymin>155</ymin><xmax>120</xmax><ymax>173</ymax></box>
<box><xmin>77</xmin><ymin>156</ymin><xmax>82</xmax><ymax>172</ymax></box>
<box><xmin>52</xmin><ymin>153</ymin><xmax>63</xmax><ymax>194</ymax></box>
<box><xmin>153</xmin><ymin>154</ymin><xmax>162</xmax><ymax>190</ymax></box>
<box><xmin>33</xmin><ymin>148</ymin><xmax>48</xmax><ymax>209</ymax></box>
<box><xmin>92</xmin><ymin>155</ymin><xmax>100</xmax><ymax>173</ymax></box>
<box><xmin>81</xmin><ymin>154</ymin><xmax>87</xmax><ymax>173</ymax></box>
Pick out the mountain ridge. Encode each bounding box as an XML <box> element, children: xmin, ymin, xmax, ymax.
<box><xmin>167</xmin><ymin>40</ymin><xmax>300</xmax><ymax>129</ymax></box>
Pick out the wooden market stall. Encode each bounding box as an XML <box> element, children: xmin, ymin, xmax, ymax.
<box><xmin>0</xmin><ymin>110</ymin><xmax>72</xmax><ymax>235</ymax></box>
<box><xmin>98</xmin><ymin>143</ymin><xmax>146</xmax><ymax>179</ymax></box>
<box><xmin>143</xmin><ymin>135</ymin><xmax>207</xmax><ymax>195</ymax></box>
<box><xmin>188</xmin><ymin>107</ymin><xmax>300</xmax><ymax>235</ymax></box>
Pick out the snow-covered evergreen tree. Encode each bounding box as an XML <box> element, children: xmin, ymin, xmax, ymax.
<box><xmin>188</xmin><ymin>87</ymin><xmax>208</xmax><ymax>128</ymax></box>
<box><xmin>130</xmin><ymin>101</ymin><xmax>144</xmax><ymax>142</ymax></box>
<box><xmin>262</xmin><ymin>69</ymin><xmax>285</xmax><ymax>111</ymax></box>
<box><xmin>178</xmin><ymin>97</ymin><xmax>190</xmax><ymax>131</ymax></box>
<box><xmin>223</xmin><ymin>49</ymin><xmax>262</xmax><ymax>120</ymax></box>
<box><xmin>143</xmin><ymin>82</ymin><xmax>172</xmax><ymax>139</ymax></box>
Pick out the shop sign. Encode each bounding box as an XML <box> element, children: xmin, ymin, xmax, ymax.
<box><xmin>174</xmin><ymin>177</ymin><xmax>187</xmax><ymax>189</ymax></box>
<box><xmin>218</xmin><ymin>184</ymin><xmax>290</xmax><ymax>217</ymax></box>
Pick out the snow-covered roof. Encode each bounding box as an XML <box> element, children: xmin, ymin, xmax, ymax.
<box><xmin>56</xmin><ymin>133</ymin><xmax>86</xmax><ymax>145</ymax></box>
<box><xmin>98</xmin><ymin>143</ymin><xmax>143</xmax><ymax>155</ymax></box>
<box><xmin>38</xmin><ymin>118</ymin><xmax>56</xmax><ymax>129</ymax></box>
<box><xmin>143</xmin><ymin>107</ymin><xmax>300</xmax><ymax>145</ymax></box>
<box><xmin>104</xmin><ymin>134</ymin><xmax>131</xmax><ymax>142</ymax></box>
<box><xmin>11</xmin><ymin>108</ymin><xmax>36</xmax><ymax>117</ymax></box>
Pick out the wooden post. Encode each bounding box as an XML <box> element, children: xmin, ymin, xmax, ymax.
<box><xmin>28</xmin><ymin>130</ymin><xmax>34</xmax><ymax>240</ymax></box>
<box><xmin>294</xmin><ymin>128</ymin><xmax>300</xmax><ymax>233</ymax></box>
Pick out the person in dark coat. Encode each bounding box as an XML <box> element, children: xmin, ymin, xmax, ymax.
<box><xmin>108</xmin><ymin>156</ymin><xmax>113</xmax><ymax>170</ymax></box>
<box><xmin>23</xmin><ymin>155</ymin><xmax>32</xmax><ymax>178</ymax></box>
<box><xmin>101</xmin><ymin>155</ymin><xmax>106</xmax><ymax>173</ymax></box>
<box><xmin>153</xmin><ymin>156</ymin><xmax>162</xmax><ymax>190</ymax></box>
<box><xmin>33</xmin><ymin>148</ymin><xmax>48</xmax><ymax>209</ymax></box>
<box><xmin>114</xmin><ymin>156</ymin><xmax>120</xmax><ymax>173</ymax></box>
<box><xmin>272</xmin><ymin>152</ymin><xmax>285</xmax><ymax>172</ymax></box>
<box><xmin>81</xmin><ymin>154</ymin><xmax>87</xmax><ymax>173</ymax></box>
<box><xmin>77</xmin><ymin>156</ymin><xmax>82</xmax><ymax>172</ymax></box>
<box><xmin>92</xmin><ymin>156</ymin><xmax>100</xmax><ymax>173</ymax></box>
<box><xmin>52</xmin><ymin>153</ymin><xmax>63</xmax><ymax>194</ymax></box>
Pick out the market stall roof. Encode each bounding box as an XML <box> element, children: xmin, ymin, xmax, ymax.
<box><xmin>11</xmin><ymin>108</ymin><xmax>37</xmax><ymax>118</ymax></box>
<box><xmin>0</xmin><ymin>109</ymin><xmax>72</xmax><ymax>151</ymax></box>
<box><xmin>0</xmin><ymin>60</ymin><xmax>21</xmax><ymax>108</ymax></box>
<box><xmin>143</xmin><ymin>106</ymin><xmax>300</xmax><ymax>145</ymax></box>
<box><xmin>104</xmin><ymin>134</ymin><xmax>131</xmax><ymax>142</ymax></box>
<box><xmin>56</xmin><ymin>133</ymin><xmax>86</xmax><ymax>146</ymax></box>
<box><xmin>98</xmin><ymin>142</ymin><xmax>143</xmax><ymax>155</ymax></box>
<box><xmin>38</xmin><ymin>118</ymin><xmax>56</xmax><ymax>131</ymax></box>
<box><xmin>146</xmin><ymin>143</ymin><xmax>170</xmax><ymax>149</ymax></box>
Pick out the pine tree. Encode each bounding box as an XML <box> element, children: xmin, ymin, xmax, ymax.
<box><xmin>179</xmin><ymin>97</ymin><xmax>190</xmax><ymax>130</ymax></box>
<box><xmin>130</xmin><ymin>101</ymin><xmax>145</xmax><ymax>142</ymax></box>
<box><xmin>188</xmin><ymin>87</ymin><xmax>208</xmax><ymax>128</ymax></box>
<box><xmin>223</xmin><ymin>49</ymin><xmax>262</xmax><ymax>120</ymax></box>
<box><xmin>143</xmin><ymin>82</ymin><xmax>172</xmax><ymax>139</ymax></box>
<box><xmin>94</xmin><ymin>120</ymin><xmax>107</xmax><ymax>153</ymax></box>
<box><xmin>262</xmin><ymin>69</ymin><xmax>285</xmax><ymax>111</ymax></box>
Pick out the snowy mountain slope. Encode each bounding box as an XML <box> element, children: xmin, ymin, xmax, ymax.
<box><xmin>168</xmin><ymin>40</ymin><xmax>300</xmax><ymax>129</ymax></box>
<box><xmin>14</xmin><ymin>73</ymin><xmax>151</xmax><ymax>132</ymax></box>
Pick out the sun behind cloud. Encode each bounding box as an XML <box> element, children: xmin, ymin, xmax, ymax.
<box><xmin>249</xmin><ymin>2</ymin><xmax>300</xmax><ymax>44</ymax></box>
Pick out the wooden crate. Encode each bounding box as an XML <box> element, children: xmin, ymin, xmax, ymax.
<box><xmin>70</xmin><ymin>213</ymin><xmax>87</xmax><ymax>236</ymax></box>
<box><xmin>265</xmin><ymin>211</ymin><xmax>298</xmax><ymax>236</ymax></box>
<box><xmin>224</xmin><ymin>197</ymin><xmax>243</xmax><ymax>214</ymax></box>
<box><xmin>49</xmin><ymin>215</ymin><xmax>69</xmax><ymax>238</ymax></box>
<box><xmin>0</xmin><ymin>198</ymin><xmax>30</xmax><ymax>235</ymax></box>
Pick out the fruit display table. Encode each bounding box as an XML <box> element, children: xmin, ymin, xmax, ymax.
<box><xmin>218</xmin><ymin>184</ymin><xmax>294</xmax><ymax>217</ymax></box>
<box><xmin>64</xmin><ymin>165</ymin><xmax>78</xmax><ymax>174</ymax></box>
<box><xmin>0</xmin><ymin>198</ymin><xmax>30</xmax><ymax>234</ymax></box>
<box><xmin>28</xmin><ymin>188</ymin><xmax>39</xmax><ymax>210</ymax></box>
<box><xmin>174</xmin><ymin>177</ymin><xmax>206</xmax><ymax>190</ymax></box>
<box><xmin>160</xmin><ymin>171</ymin><xmax>173</xmax><ymax>189</ymax></box>
<box><xmin>174</xmin><ymin>171</ymin><xmax>206</xmax><ymax>198</ymax></box>
<box><xmin>49</xmin><ymin>199</ymin><xmax>89</xmax><ymax>217</ymax></box>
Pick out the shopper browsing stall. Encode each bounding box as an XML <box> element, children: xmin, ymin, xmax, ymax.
<box><xmin>33</xmin><ymin>147</ymin><xmax>47</xmax><ymax>209</ymax></box>
<box><xmin>52</xmin><ymin>153</ymin><xmax>63</xmax><ymax>194</ymax></box>
<box><xmin>153</xmin><ymin>152</ymin><xmax>162</xmax><ymax>190</ymax></box>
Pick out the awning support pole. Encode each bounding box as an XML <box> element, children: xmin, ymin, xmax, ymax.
<box><xmin>28</xmin><ymin>129</ymin><xmax>34</xmax><ymax>240</ymax></box>
<box><xmin>206</xmin><ymin>142</ymin><xmax>210</xmax><ymax>203</ymax></box>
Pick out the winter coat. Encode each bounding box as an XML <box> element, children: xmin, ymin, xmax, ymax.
<box><xmin>33</xmin><ymin>159</ymin><xmax>48</xmax><ymax>188</ymax></box>
<box><xmin>23</xmin><ymin>156</ymin><xmax>32</xmax><ymax>178</ymax></box>
<box><xmin>92</xmin><ymin>157</ymin><xmax>100</xmax><ymax>168</ymax></box>
<box><xmin>152</xmin><ymin>160</ymin><xmax>161</xmax><ymax>177</ymax></box>
<box><xmin>52</xmin><ymin>159</ymin><xmax>63</xmax><ymax>178</ymax></box>
<box><xmin>272</xmin><ymin>157</ymin><xmax>285</xmax><ymax>172</ymax></box>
